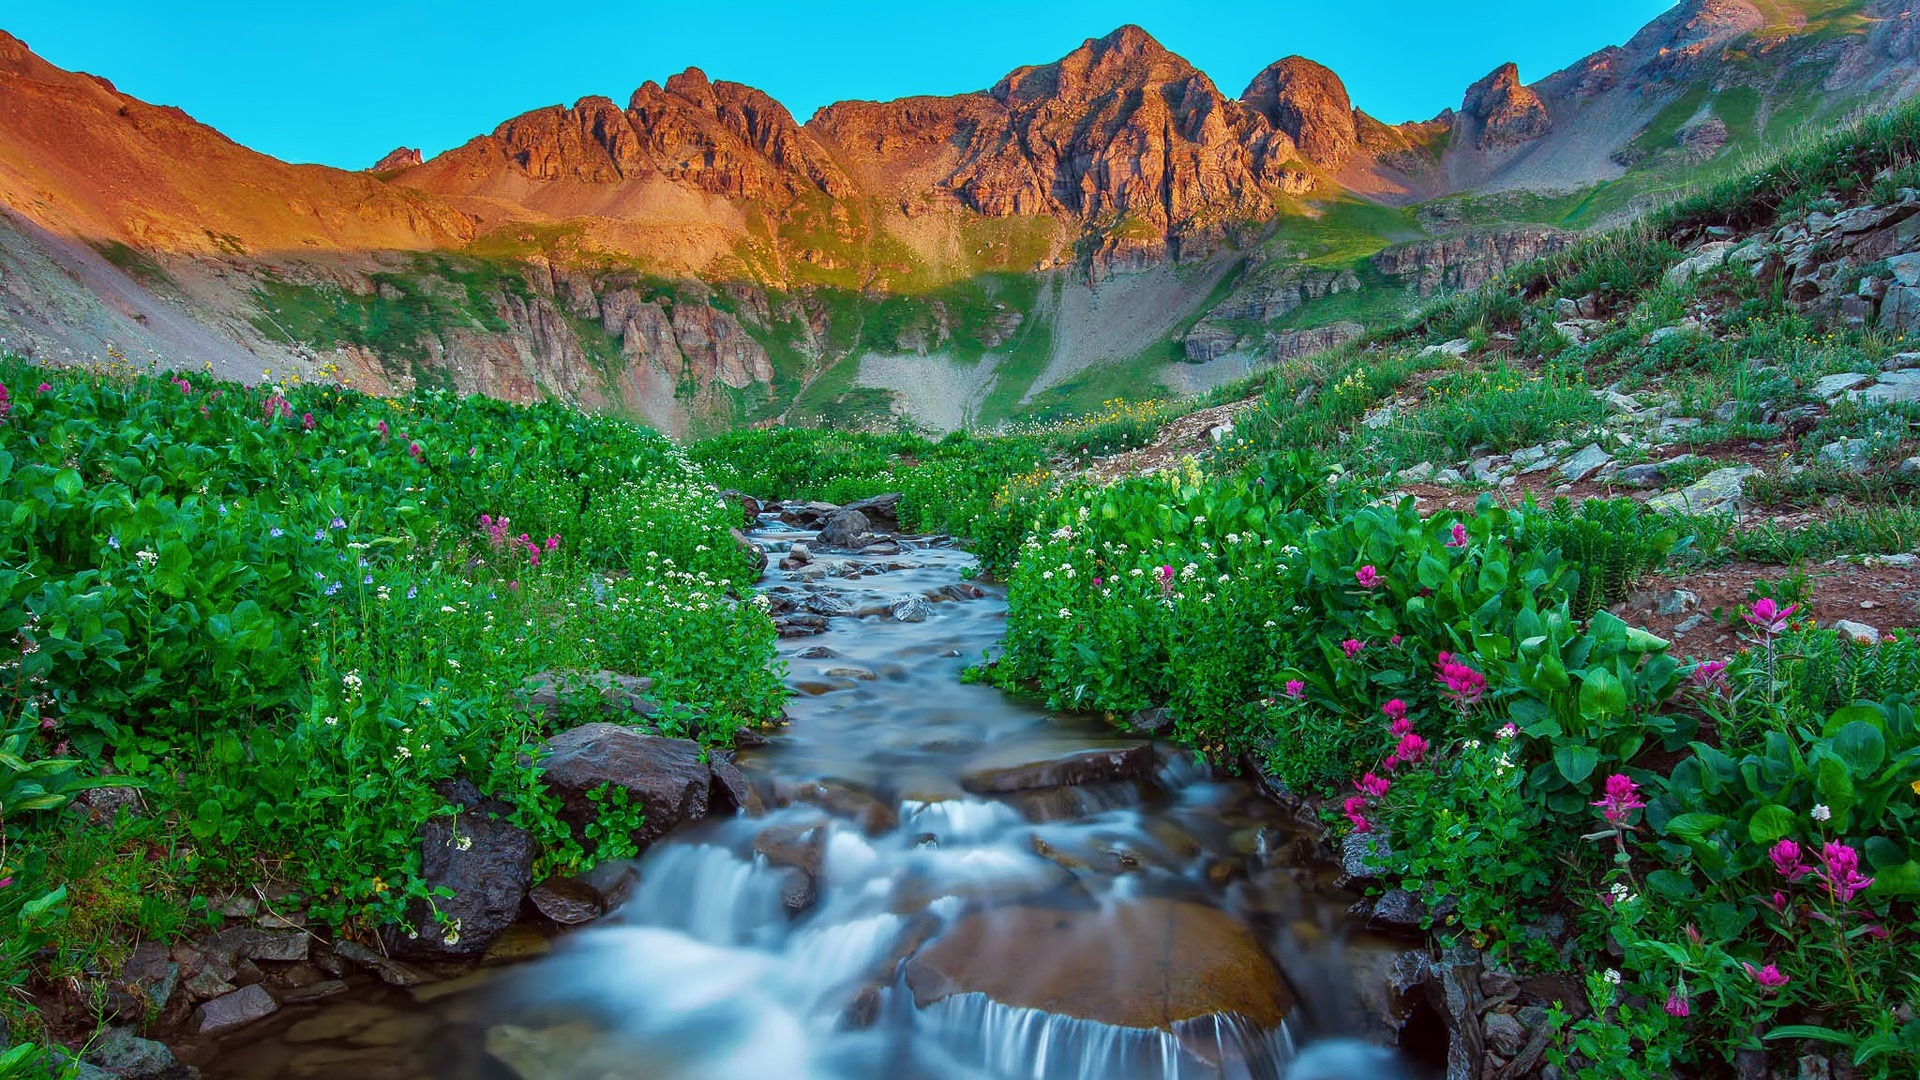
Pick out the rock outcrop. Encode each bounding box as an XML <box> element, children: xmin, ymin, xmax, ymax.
<box><xmin>1373</xmin><ymin>227</ymin><xmax>1574</xmax><ymax>295</ymax></box>
<box><xmin>371</xmin><ymin>147</ymin><xmax>424</xmax><ymax>172</ymax></box>
<box><xmin>1239</xmin><ymin>56</ymin><xmax>1358</xmax><ymax>169</ymax></box>
<box><xmin>1460</xmin><ymin>64</ymin><xmax>1552</xmax><ymax>152</ymax></box>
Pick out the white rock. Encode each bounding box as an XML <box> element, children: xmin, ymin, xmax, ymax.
<box><xmin>1813</xmin><ymin>371</ymin><xmax>1875</xmax><ymax>401</ymax></box>
<box><xmin>1833</xmin><ymin>620</ymin><xmax>1881</xmax><ymax>645</ymax></box>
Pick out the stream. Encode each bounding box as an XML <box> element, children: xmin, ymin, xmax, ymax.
<box><xmin>204</xmin><ymin>517</ymin><xmax>1419</xmax><ymax>1079</ymax></box>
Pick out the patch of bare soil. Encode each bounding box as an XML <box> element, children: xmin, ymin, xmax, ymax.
<box><xmin>1083</xmin><ymin>400</ymin><xmax>1252</xmax><ymax>482</ymax></box>
<box><xmin>1609</xmin><ymin>559</ymin><xmax>1919</xmax><ymax>661</ymax></box>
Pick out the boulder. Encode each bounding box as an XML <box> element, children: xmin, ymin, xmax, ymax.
<box><xmin>1812</xmin><ymin>371</ymin><xmax>1874</xmax><ymax>401</ymax></box>
<box><xmin>381</xmin><ymin>781</ymin><xmax>532</xmax><ymax>960</ymax></box>
<box><xmin>717</xmin><ymin>489</ymin><xmax>763</xmax><ymax>526</ymax></box>
<box><xmin>815</xmin><ymin>509</ymin><xmax>874</xmax><ymax>551</ymax></box>
<box><xmin>842</xmin><ymin>493</ymin><xmax>905</xmax><ymax>531</ymax></box>
<box><xmin>1665</xmin><ymin>241</ymin><xmax>1736</xmax><ymax>287</ymax></box>
<box><xmin>708</xmin><ymin>755</ymin><xmax>766</xmax><ymax>816</ymax></box>
<box><xmin>538</xmin><ymin>724</ymin><xmax>710</xmax><ymax>847</ymax></box>
<box><xmin>1558</xmin><ymin>444</ymin><xmax>1612</xmax><ymax>484</ymax></box>
<box><xmin>905</xmin><ymin>898</ymin><xmax>1293</xmax><ymax>1030</ymax></box>
<box><xmin>889</xmin><ymin>596</ymin><xmax>931</xmax><ymax>623</ymax></box>
<box><xmin>1859</xmin><ymin>370</ymin><xmax>1920</xmax><ymax>405</ymax></box>
<box><xmin>1833</xmin><ymin>620</ymin><xmax>1881</xmax><ymax>645</ymax></box>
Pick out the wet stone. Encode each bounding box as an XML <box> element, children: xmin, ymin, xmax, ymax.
<box><xmin>959</xmin><ymin>737</ymin><xmax>1154</xmax><ymax>794</ymax></box>
<box><xmin>191</xmin><ymin>984</ymin><xmax>278</xmax><ymax>1035</ymax></box>
<box><xmin>277</xmin><ymin>979</ymin><xmax>349</xmax><ymax>1005</ymax></box>
<box><xmin>530</xmin><ymin>877</ymin><xmax>606</xmax><ymax>926</ymax></box>
<box><xmin>83</xmin><ymin>1027</ymin><xmax>192</xmax><ymax>1080</ymax></box>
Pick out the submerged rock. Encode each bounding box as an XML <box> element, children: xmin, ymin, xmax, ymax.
<box><xmin>959</xmin><ymin>737</ymin><xmax>1154</xmax><ymax>793</ymax></box>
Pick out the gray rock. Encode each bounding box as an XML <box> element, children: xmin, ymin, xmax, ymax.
<box><xmin>1341</xmin><ymin>831</ymin><xmax>1391</xmax><ymax>884</ymax></box>
<box><xmin>191</xmin><ymin>985</ymin><xmax>277</xmax><ymax>1035</ymax></box>
<box><xmin>842</xmin><ymin>493</ymin><xmax>904</xmax><ymax>531</ymax></box>
<box><xmin>1483</xmin><ymin>1011</ymin><xmax>1529</xmax><ymax>1059</ymax></box>
<box><xmin>1648</xmin><ymin>466</ymin><xmax>1756</xmax><ymax>515</ymax></box>
<box><xmin>277</xmin><ymin>980</ymin><xmax>349</xmax><ymax>1005</ymax></box>
<box><xmin>382</xmin><ymin>781</ymin><xmax>532</xmax><ymax>960</ymax></box>
<box><xmin>889</xmin><ymin>596</ymin><xmax>931</xmax><ymax>623</ymax></box>
<box><xmin>1432</xmin><ymin>468</ymin><xmax>1464</xmax><ymax>484</ymax></box>
<box><xmin>1396</xmin><ymin>462</ymin><xmax>1435</xmax><ymax>483</ymax></box>
<box><xmin>1420</xmin><ymin>339</ymin><xmax>1473</xmax><ymax>359</ymax></box>
<box><xmin>1833</xmin><ymin>620</ymin><xmax>1881</xmax><ymax>644</ymax></box>
<box><xmin>1878</xmin><ymin>284</ymin><xmax>1920</xmax><ymax>333</ymax></box>
<box><xmin>1896</xmin><ymin>456</ymin><xmax>1920</xmax><ymax>479</ymax></box>
<box><xmin>1597</xmin><ymin>390</ymin><xmax>1640</xmax><ymax>413</ymax></box>
<box><xmin>1469</xmin><ymin>456</ymin><xmax>1507</xmax><ymax>483</ymax></box>
<box><xmin>1368</xmin><ymin>888</ymin><xmax>1428</xmax><ymax>931</ymax></box>
<box><xmin>1812</xmin><ymin>371</ymin><xmax>1875</xmax><ymax>401</ymax></box>
<box><xmin>1859</xmin><ymin>370</ymin><xmax>1920</xmax><ymax>405</ymax></box>
<box><xmin>1652</xmin><ymin>589</ymin><xmax>1698</xmax><ymax>616</ymax></box>
<box><xmin>119</xmin><ymin>942</ymin><xmax>179</xmax><ymax>1013</ymax></box>
<box><xmin>1712</xmin><ymin>400</ymin><xmax>1743</xmax><ymax>424</ymax></box>
<box><xmin>1509</xmin><ymin>445</ymin><xmax>1547</xmax><ymax>467</ymax></box>
<box><xmin>84</xmin><ymin>1028</ymin><xmax>195</xmax><ymax>1080</ymax></box>
<box><xmin>815</xmin><ymin>509</ymin><xmax>874</xmax><ymax>551</ymax></box>
<box><xmin>1559</xmin><ymin>444</ymin><xmax>1612</xmax><ymax>484</ymax></box>
<box><xmin>539</xmin><ymin>724</ymin><xmax>709</xmax><ymax>847</ymax></box>
<box><xmin>1361</xmin><ymin>404</ymin><xmax>1397</xmax><ymax>430</ymax></box>
<box><xmin>1817</xmin><ymin>438</ymin><xmax>1873</xmax><ymax>472</ymax></box>
<box><xmin>1889</xmin><ymin>251</ymin><xmax>1920</xmax><ymax>286</ymax></box>
<box><xmin>1665</xmin><ymin>241</ymin><xmax>1736</xmax><ymax>287</ymax></box>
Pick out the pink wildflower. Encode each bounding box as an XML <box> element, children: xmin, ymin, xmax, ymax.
<box><xmin>1498</xmin><ymin>722</ymin><xmax>1518</xmax><ymax>740</ymax></box>
<box><xmin>1690</xmin><ymin>660</ymin><xmax>1729</xmax><ymax>690</ymax></box>
<box><xmin>545</xmin><ymin>535</ymin><xmax>560</xmax><ymax>551</ymax></box>
<box><xmin>37</xmin><ymin>382</ymin><xmax>51</xmax><ymax>393</ymax></box>
<box><xmin>377</xmin><ymin>419</ymin><xmax>390</xmax><ymax>441</ymax></box>
<box><xmin>1665</xmin><ymin>989</ymin><xmax>1690</xmax><ymax>1018</ymax></box>
<box><xmin>1341</xmin><ymin>638</ymin><xmax>1366</xmax><ymax>659</ymax></box>
<box><xmin>302</xmin><ymin>412</ymin><xmax>316</xmax><ymax>431</ymax></box>
<box><xmin>1389</xmin><ymin>634</ymin><xmax>1402</xmax><ymax>646</ymax></box>
<box><xmin>0</xmin><ymin>383</ymin><xmax>11</xmax><ymax>421</ymax></box>
<box><xmin>1591</xmin><ymin>773</ymin><xmax>1647</xmax><ymax>825</ymax></box>
<box><xmin>1355</xmin><ymin>565</ymin><xmax>1379</xmax><ymax>589</ymax></box>
<box><xmin>1769</xmin><ymin>839</ymin><xmax>1811</xmax><ymax>881</ymax></box>
<box><xmin>1357</xmin><ymin>773</ymin><xmax>1391</xmax><ymax>798</ymax></box>
<box><xmin>1157</xmin><ymin>564</ymin><xmax>1175</xmax><ymax>597</ymax></box>
<box><xmin>1342</xmin><ymin>795</ymin><xmax>1372</xmax><ymax>832</ymax></box>
<box><xmin>1816</xmin><ymin>842</ymin><xmax>1874</xmax><ymax>903</ymax></box>
<box><xmin>1745</xmin><ymin>598</ymin><xmax>1799</xmax><ymax>636</ymax></box>
<box><xmin>1446</xmin><ymin>521</ymin><xmax>1469</xmax><ymax>549</ymax></box>
<box><xmin>1092</xmin><ymin>576</ymin><xmax>1102</xmax><ymax>587</ymax></box>
<box><xmin>1381</xmin><ymin>699</ymin><xmax>1407</xmax><ymax>723</ymax></box>
<box><xmin>1389</xmin><ymin>717</ymin><xmax>1413</xmax><ymax>736</ymax></box>
<box><xmin>0</xmin><ymin>876</ymin><xmax>11</xmax><ymax>889</ymax></box>
<box><xmin>526</xmin><ymin>544</ymin><xmax>541</xmax><ymax>568</ymax></box>
<box><xmin>1743</xmin><ymin>962</ymin><xmax>1789</xmax><ymax>991</ymax></box>
<box><xmin>1434</xmin><ymin>653</ymin><xmax>1487</xmax><ymax>706</ymax></box>
<box><xmin>1283</xmin><ymin>679</ymin><xmax>1306</xmax><ymax>699</ymax></box>
<box><xmin>1767</xmin><ymin>890</ymin><xmax>1790</xmax><ymax>916</ymax></box>
<box><xmin>408</xmin><ymin>441</ymin><xmax>423</xmax><ymax>462</ymax></box>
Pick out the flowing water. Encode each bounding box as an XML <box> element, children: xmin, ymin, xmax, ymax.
<box><xmin>207</xmin><ymin>521</ymin><xmax>1415</xmax><ymax>1080</ymax></box>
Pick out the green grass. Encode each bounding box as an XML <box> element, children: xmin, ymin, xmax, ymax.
<box><xmin>1262</xmin><ymin>198</ymin><xmax>1426</xmax><ymax>268</ymax></box>
<box><xmin>89</xmin><ymin>241</ymin><xmax>175</xmax><ymax>290</ymax></box>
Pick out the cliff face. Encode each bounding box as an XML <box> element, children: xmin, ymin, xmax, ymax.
<box><xmin>1372</xmin><ymin>227</ymin><xmax>1574</xmax><ymax>295</ymax></box>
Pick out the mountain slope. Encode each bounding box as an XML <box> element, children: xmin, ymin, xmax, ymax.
<box><xmin>0</xmin><ymin>3</ymin><xmax>1917</xmax><ymax>435</ymax></box>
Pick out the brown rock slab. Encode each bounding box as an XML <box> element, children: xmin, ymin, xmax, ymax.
<box><xmin>539</xmin><ymin>723</ymin><xmax>710</xmax><ymax>846</ymax></box>
<box><xmin>529</xmin><ymin>877</ymin><xmax>605</xmax><ymax>926</ymax></box>
<box><xmin>905</xmin><ymin>898</ymin><xmax>1293</xmax><ymax>1031</ymax></box>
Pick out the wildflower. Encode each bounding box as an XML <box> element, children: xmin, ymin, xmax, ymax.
<box><xmin>377</xmin><ymin>419</ymin><xmax>390</xmax><ymax>441</ymax></box>
<box><xmin>1816</xmin><ymin>841</ymin><xmax>1874</xmax><ymax>902</ymax></box>
<box><xmin>269</xmin><ymin>527</ymin><xmax>283</xmax><ymax>538</ymax></box>
<box><xmin>36</xmin><ymin>382</ymin><xmax>51</xmax><ymax>393</ymax></box>
<box><xmin>1389</xmin><ymin>634</ymin><xmax>1402</xmax><ymax>646</ymax></box>
<box><xmin>1156</xmin><ymin>564</ymin><xmax>1175</xmax><ymax>596</ymax></box>
<box><xmin>1388</xmin><ymin>732</ymin><xmax>1429</xmax><ymax>767</ymax></box>
<box><xmin>1602</xmin><ymin>969</ymin><xmax>1622</xmax><ymax>986</ymax></box>
<box><xmin>0</xmin><ymin>383</ymin><xmax>10</xmax><ymax>421</ymax></box>
<box><xmin>1446</xmin><ymin>521</ymin><xmax>1469</xmax><ymax>549</ymax></box>
<box><xmin>1357</xmin><ymin>773</ymin><xmax>1391</xmax><ymax>798</ymax></box>
<box><xmin>1381</xmin><ymin>699</ymin><xmax>1407</xmax><ymax>723</ymax></box>
<box><xmin>1745</xmin><ymin>597</ymin><xmax>1799</xmax><ymax>636</ymax></box>
<box><xmin>1498</xmin><ymin>722</ymin><xmax>1518</xmax><ymax>740</ymax></box>
<box><xmin>545</xmin><ymin>534</ymin><xmax>560</xmax><ymax>551</ymax></box>
<box><xmin>1690</xmin><ymin>660</ymin><xmax>1729</xmax><ymax>690</ymax></box>
<box><xmin>0</xmin><ymin>876</ymin><xmax>12</xmax><ymax>890</ymax></box>
<box><xmin>1341</xmin><ymin>638</ymin><xmax>1366</xmax><ymax>659</ymax></box>
<box><xmin>302</xmin><ymin>412</ymin><xmax>316</xmax><ymax>431</ymax></box>
<box><xmin>1742</xmin><ymin>962</ymin><xmax>1789</xmax><ymax>992</ymax></box>
<box><xmin>1591</xmin><ymin>773</ymin><xmax>1647</xmax><ymax>825</ymax></box>
<box><xmin>407</xmin><ymin>586</ymin><xmax>418</xmax><ymax>600</ymax></box>
<box><xmin>1665</xmin><ymin>987</ymin><xmax>1690</xmax><ymax>1018</ymax></box>
<box><xmin>324</xmin><ymin>581</ymin><xmax>342</xmax><ymax>596</ymax></box>
<box><xmin>135</xmin><ymin>549</ymin><xmax>159</xmax><ymax>567</ymax></box>
<box><xmin>1355</xmin><ymin>565</ymin><xmax>1379</xmax><ymax>589</ymax></box>
<box><xmin>409</xmin><ymin>441</ymin><xmax>423</xmax><ymax>462</ymax></box>
<box><xmin>107</xmin><ymin>535</ymin><xmax>120</xmax><ymax>550</ymax></box>
<box><xmin>1283</xmin><ymin>680</ymin><xmax>1306</xmax><ymax>699</ymax></box>
<box><xmin>1810</xmin><ymin>804</ymin><xmax>1831</xmax><ymax>822</ymax></box>
<box><xmin>1342</xmin><ymin>795</ymin><xmax>1372</xmax><ymax>832</ymax></box>
<box><xmin>1434</xmin><ymin>652</ymin><xmax>1488</xmax><ymax>705</ymax></box>
<box><xmin>1389</xmin><ymin>717</ymin><xmax>1413</xmax><ymax>736</ymax></box>
<box><xmin>1770</xmin><ymin>839</ymin><xmax>1811</xmax><ymax>880</ymax></box>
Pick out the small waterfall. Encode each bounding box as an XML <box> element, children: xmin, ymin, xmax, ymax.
<box><xmin>622</xmin><ymin>843</ymin><xmax>787</xmax><ymax>946</ymax></box>
<box><xmin>918</xmin><ymin>993</ymin><xmax>1295</xmax><ymax>1080</ymax></box>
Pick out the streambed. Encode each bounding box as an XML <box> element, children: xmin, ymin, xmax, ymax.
<box><xmin>204</xmin><ymin>517</ymin><xmax>1416</xmax><ymax>1079</ymax></box>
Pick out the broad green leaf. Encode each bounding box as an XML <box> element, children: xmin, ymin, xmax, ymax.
<box><xmin>1554</xmin><ymin>743</ymin><xmax>1600</xmax><ymax>784</ymax></box>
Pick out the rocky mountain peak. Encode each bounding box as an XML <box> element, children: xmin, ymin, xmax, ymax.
<box><xmin>1461</xmin><ymin>63</ymin><xmax>1552</xmax><ymax>152</ymax></box>
<box><xmin>1240</xmin><ymin>56</ymin><xmax>1357</xmax><ymax>169</ymax></box>
<box><xmin>663</xmin><ymin>66</ymin><xmax>718</xmax><ymax>108</ymax></box>
<box><xmin>371</xmin><ymin>147</ymin><xmax>423</xmax><ymax>171</ymax></box>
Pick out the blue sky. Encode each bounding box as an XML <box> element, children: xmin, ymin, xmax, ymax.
<box><xmin>4</xmin><ymin>2</ymin><xmax>1675</xmax><ymax>168</ymax></box>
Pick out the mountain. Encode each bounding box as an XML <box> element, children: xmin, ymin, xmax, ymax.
<box><xmin>2</xmin><ymin>2</ymin><xmax>1918</xmax><ymax>433</ymax></box>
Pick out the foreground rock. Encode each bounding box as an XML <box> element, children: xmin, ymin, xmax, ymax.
<box><xmin>538</xmin><ymin>723</ymin><xmax>710</xmax><ymax>847</ymax></box>
<box><xmin>905</xmin><ymin>899</ymin><xmax>1294</xmax><ymax>1030</ymax></box>
<box><xmin>382</xmin><ymin>780</ymin><xmax>533</xmax><ymax>960</ymax></box>
<box><xmin>815</xmin><ymin>509</ymin><xmax>875</xmax><ymax>551</ymax></box>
